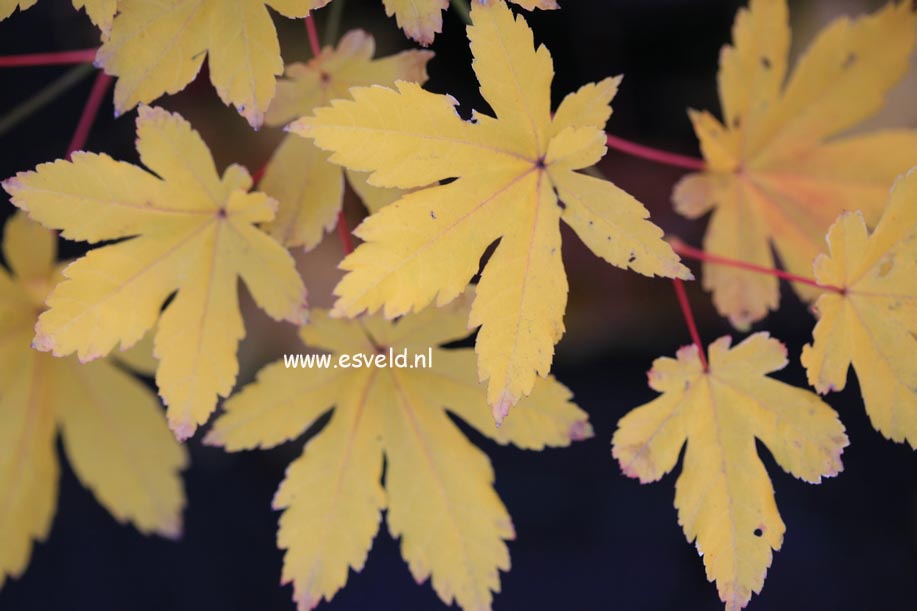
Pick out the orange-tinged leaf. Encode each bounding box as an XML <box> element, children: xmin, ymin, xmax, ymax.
<box><xmin>0</xmin><ymin>213</ymin><xmax>187</xmax><ymax>588</ymax></box>
<box><xmin>294</xmin><ymin>0</ymin><xmax>688</xmax><ymax>422</ymax></box>
<box><xmin>674</xmin><ymin>0</ymin><xmax>917</xmax><ymax>329</ymax></box>
<box><xmin>3</xmin><ymin>106</ymin><xmax>307</xmax><ymax>440</ymax></box>
<box><xmin>802</xmin><ymin>168</ymin><xmax>917</xmax><ymax>447</ymax></box>
<box><xmin>613</xmin><ymin>333</ymin><xmax>847</xmax><ymax>611</ymax></box>
<box><xmin>207</xmin><ymin>293</ymin><xmax>591</xmax><ymax>610</ymax></box>
<box><xmin>95</xmin><ymin>0</ymin><xmax>317</xmax><ymax>128</ymax></box>
<box><xmin>261</xmin><ymin>29</ymin><xmax>432</xmax><ymax>249</ymax></box>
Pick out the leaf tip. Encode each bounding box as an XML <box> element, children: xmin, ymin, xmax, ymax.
<box><xmin>825</xmin><ymin>438</ymin><xmax>848</xmax><ymax>478</ymax></box>
<box><xmin>492</xmin><ymin>390</ymin><xmax>516</xmax><ymax>425</ymax></box>
<box><xmin>31</xmin><ymin>335</ymin><xmax>53</xmax><ymax>353</ymax></box>
<box><xmin>169</xmin><ymin>419</ymin><xmax>196</xmax><ymax>443</ymax></box>
<box><xmin>158</xmin><ymin>515</ymin><xmax>184</xmax><ymax>541</ymax></box>
<box><xmin>201</xmin><ymin>428</ymin><xmax>222</xmax><ymax>447</ymax></box>
<box><xmin>1</xmin><ymin>175</ymin><xmax>22</xmax><ymax>195</ymax></box>
<box><xmin>675</xmin><ymin>343</ymin><xmax>701</xmax><ymax>363</ymax></box>
<box><xmin>569</xmin><ymin>419</ymin><xmax>593</xmax><ymax>441</ymax></box>
<box><xmin>294</xmin><ymin>591</ymin><xmax>320</xmax><ymax>611</ymax></box>
<box><xmin>270</xmin><ymin>488</ymin><xmax>285</xmax><ymax>512</ymax></box>
<box><xmin>242</xmin><ymin>106</ymin><xmax>264</xmax><ymax>131</ymax></box>
<box><xmin>613</xmin><ymin>444</ymin><xmax>662</xmax><ymax>484</ymax></box>
<box><xmin>285</xmin><ymin>117</ymin><xmax>311</xmax><ymax>136</ymax></box>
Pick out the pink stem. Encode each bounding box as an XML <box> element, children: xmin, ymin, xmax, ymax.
<box><xmin>305</xmin><ymin>14</ymin><xmax>322</xmax><ymax>57</ymax></box>
<box><xmin>251</xmin><ymin>163</ymin><xmax>267</xmax><ymax>185</ymax></box>
<box><xmin>0</xmin><ymin>48</ymin><xmax>98</xmax><ymax>68</ymax></box>
<box><xmin>672</xmin><ymin>278</ymin><xmax>708</xmax><ymax>371</ymax></box>
<box><xmin>670</xmin><ymin>238</ymin><xmax>843</xmax><ymax>293</ymax></box>
<box><xmin>336</xmin><ymin>211</ymin><xmax>354</xmax><ymax>255</ymax></box>
<box><xmin>605</xmin><ymin>134</ymin><xmax>706</xmax><ymax>171</ymax></box>
<box><xmin>66</xmin><ymin>71</ymin><xmax>113</xmax><ymax>158</ymax></box>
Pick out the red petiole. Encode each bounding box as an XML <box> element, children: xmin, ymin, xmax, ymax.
<box><xmin>671</xmin><ymin>278</ymin><xmax>708</xmax><ymax>371</ymax></box>
<box><xmin>66</xmin><ymin>72</ymin><xmax>112</xmax><ymax>158</ymax></box>
<box><xmin>0</xmin><ymin>48</ymin><xmax>98</xmax><ymax>67</ymax></box>
<box><xmin>605</xmin><ymin>134</ymin><xmax>705</xmax><ymax>171</ymax></box>
<box><xmin>670</xmin><ymin>238</ymin><xmax>843</xmax><ymax>293</ymax></box>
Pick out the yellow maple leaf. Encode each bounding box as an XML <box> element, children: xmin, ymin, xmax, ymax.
<box><xmin>206</xmin><ymin>292</ymin><xmax>591</xmax><ymax>611</ymax></box>
<box><xmin>0</xmin><ymin>0</ymin><xmax>115</xmax><ymax>31</ymax></box>
<box><xmin>94</xmin><ymin>0</ymin><xmax>319</xmax><ymax>128</ymax></box>
<box><xmin>802</xmin><ymin>169</ymin><xmax>917</xmax><ymax>447</ymax></box>
<box><xmin>0</xmin><ymin>212</ymin><xmax>187</xmax><ymax>589</ymax></box>
<box><xmin>307</xmin><ymin>0</ymin><xmax>558</xmax><ymax>46</ymax></box>
<box><xmin>292</xmin><ymin>0</ymin><xmax>690</xmax><ymax>422</ymax></box>
<box><xmin>3</xmin><ymin>106</ymin><xmax>307</xmax><ymax>440</ymax></box>
<box><xmin>262</xmin><ymin>29</ymin><xmax>433</xmax><ymax>249</ymax></box>
<box><xmin>674</xmin><ymin>0</ymin><xmax>917</xmax><ymax>329</ymax></box>
<box><xmin>613</xmin><ymin>333</ymin><xmax>847</xmax><ymax>611</ymax></box>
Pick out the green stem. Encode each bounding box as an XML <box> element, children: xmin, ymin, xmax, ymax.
<box><xmin>0</xmin><ymin>63</ymin><xmax>94</xmax><ymax>137</ymax></box>
<box><xmin>324</xmin><ymin>0</ymin><xmax>346</xmax><ymax>46</ymax></box>
<box><xmin>450</xmin><ymin>0</ymin><xmax>471</xmax><ymax>24</ymax></box>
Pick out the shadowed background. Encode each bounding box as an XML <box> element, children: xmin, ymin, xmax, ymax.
<box><xmin>1</xmin><ymin>1</ymin><xmax>915</xmax><ymax>610</ymax></box>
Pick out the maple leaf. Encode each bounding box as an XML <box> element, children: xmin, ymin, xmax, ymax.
<box><xmin>802</xmin><ymin>169</ymin><xmax>917</xmax><ymax>447</ymax></box>
<box><xmin>613</xmin><ymin>333</ymin><xmax>847</xmax><ymax>611</ymax></box>
<box><xmin>262</xmin><ymin>29</ymin><xmax>433</xmax><ymax>249</ymax></box>
<box><xmin>94</xmin><ymin>0</ymin><xmax>320</xmax><ymax>128</ymax></box>
<box><xmin>307</xmin><ymin>0</ymin><xmax>558</xmax><ymax>46</ymax></box>
<box><xmin>0</xmin><ymin>0</ymin><xmax>115</xmax><ymax>31</ymax></box>
<box><xmin>292</xmin><ymin>0</ymin><xmax>690</xmax><ymax>423</ymax></box>
<box><xmin>0</xmin><ymin>213</ymin><xmax>187</xmax><ymax>589</ymax></box>
<box><xmin>206</xmin><ymin>292</ymin><xmax>591</xmax><ymax>611</ymax></box>
<box><xmin>3</xmin><ymin>106</ymin><xmax>307</xmax><ymax>440</ymax></box>
<box><xmin>674</xmin><ymin>0</ymin><xmax>917</xmax><ymax>330</ymax></box>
